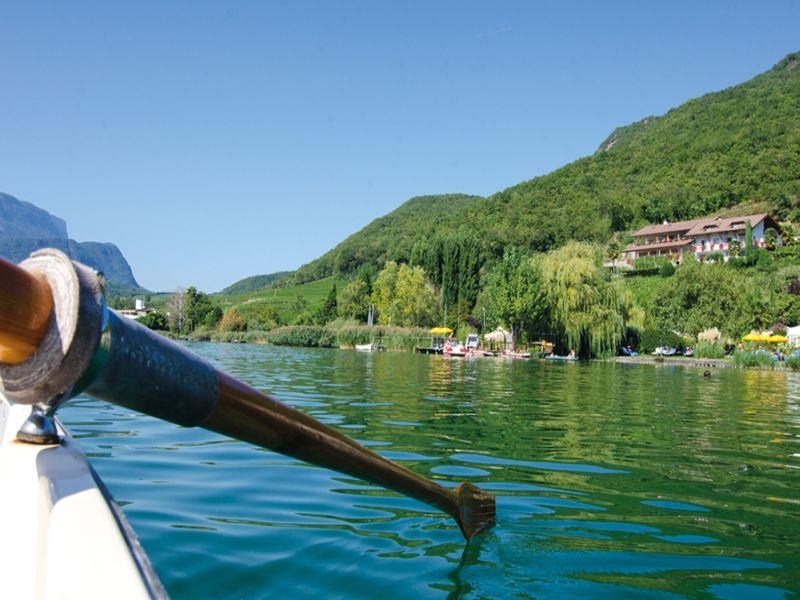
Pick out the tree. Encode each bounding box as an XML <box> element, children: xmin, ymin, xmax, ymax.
<box><xmin>484</xmin><ymin>249</ymin><xmax>547</xmax><ymax>349</ymax></box>
<box><xmin>219</xmin><ymin>307</ymin><xmax>246</xmax><ymax>332</ymax></box>
<box><xmin>607</xmin><ymin>239</ymin><xmax>623</xmax><ymax>272</ymax></box>
<box><xmin>138</xmin><ymin>310</ymin><xmax>167</xmax><ymax>331</ymax></box>
<box><xmin>314</xmin><ymin>283</ymin><xmax>338</xmax><ymax>325</ymax></box>
<box><xmin>165</xmin><ymin>289</ymin><xmax>188</xmax><ymax>333</ymax></box>
<box><xmin>540</xmin><ymin>242</ymin><xmax>625</xmax><ymax>358</ymax></box>
<box><xmin>764</xmin><ymin>227</ymin><xmax>778</xmax><ymax>251</ymax></box>
<box><xmin>371</xmin><ymin>261</ymin><xmax>437</xmax><ymax>327</ymax></box>
<box><xmin>181</xmin><ymin>286</ymin><xmax>217</xmax><ymax>333</ymax></box>
<box><xmin>247</xmin><ymin>304</ymin><xmax>281</xmax><ymax>330</ymax></box>
<box><xmin>745</xmin><ymin>220</ymin><xmax>753</xmax><ymax>257</ymax></box>
<box><xmin>202</xmin><ymin>306</ymin><xmax>223</xmax><ymax>329</ymax></box>
<box><xmin>338</xmin><ymin>280</ymin><xmax>370</xmax><ymax>321</ymax></box>
<box><xmin>647</xmin><ymin>259</ymin><xmax>768</xmax><ymax>338</ymax></box>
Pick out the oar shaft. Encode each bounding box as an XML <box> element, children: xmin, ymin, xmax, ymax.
<box><xmin>0</xmin><ymin>257</ymin><xmax>53</xmax><ymax>364</ymax></box>
<box><xmin>204</xmin><ymin>371</ymin><xmax>459</xmax><ymax>518</ymax></box>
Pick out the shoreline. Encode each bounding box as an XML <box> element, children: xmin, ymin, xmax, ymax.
<box><xmin>607</xmin><ymin>356</ymin><xmax>735</xmax><ymax>369</ymax></box>
<box><xmin>166</xmin><ymin>332</ymin><xmax>798</xmax><ymax>372</ymax></box>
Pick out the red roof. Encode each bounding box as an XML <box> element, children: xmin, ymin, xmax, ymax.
<box><xmin>631</xmin><ymin>213</ymin><xmax>779</xmax><ymax>239</ymax></box>
<box><xmin>630</xmin><ymin>219</ymin><xmax>702</xmax><ymax>237</ymax></box>
<box><xmin>685</xmin><ymin>214</ymin><xmax>770</xmax><ymax>236</ymax></box>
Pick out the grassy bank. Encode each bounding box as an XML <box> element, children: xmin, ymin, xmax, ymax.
<box><xmin>185</xmin><ymin>323</ymin><xmax>428</xmax><ymax>351</ymax></box>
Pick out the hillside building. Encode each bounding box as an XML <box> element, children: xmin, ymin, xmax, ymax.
<box><xmin>621</xmin><ymin>213</ymin><xmax>782</xmax><ymax>265</ymax></box>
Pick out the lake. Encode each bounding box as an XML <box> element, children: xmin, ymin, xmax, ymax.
<box><xmin>61</xmin><ymin>344</ymin><xmax>800</xmax><ymax>598</ymax></box>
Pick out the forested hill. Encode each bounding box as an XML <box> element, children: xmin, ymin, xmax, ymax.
<box><xmin>294</xmin><ymin>194</ymin><xmax>483</xmax><ymax>283</ymax></box>
<box><xmin>292</xmin><ymin>51</ymin><xmax>800</xmax><ymax>283</ymax></box>
<box><xmin>220</xmin><ymin>271</ymin><xmax>292</xmax><ymax>295</ymax></box>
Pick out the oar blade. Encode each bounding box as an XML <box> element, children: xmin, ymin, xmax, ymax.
<box><xmin>454</xmin><ymin>482</ymin><xmax>496</xmax><ymax>540</ymax></box>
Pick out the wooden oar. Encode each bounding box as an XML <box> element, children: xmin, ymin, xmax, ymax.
<box><xmin>0</xmin><ymin>257</ymin><xmax>53</xmax><ymax>364</ymax></box>
<box><xmin>0</xmin><ymin>252</ymin><xmax>495</xmax><ymax>540</ymax></box>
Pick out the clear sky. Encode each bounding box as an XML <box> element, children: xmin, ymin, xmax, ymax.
<box><xmin>1</xmin><ymin>1</ymin><xmax>798</xmax><ymax>292</ymax></box>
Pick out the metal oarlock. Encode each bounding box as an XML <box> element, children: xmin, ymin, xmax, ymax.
<box><xmin>0</xmin><ymin>249</ymin><xmax>104</xmax><ymax>444</ymax></box>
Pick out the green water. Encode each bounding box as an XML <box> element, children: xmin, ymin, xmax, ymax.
<box><xmin>61</xmin><ymin>344</ymin><xmax>800</xmax><ymax>598</ymax></box>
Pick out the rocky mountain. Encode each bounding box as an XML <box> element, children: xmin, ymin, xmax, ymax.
<box><xmin>0</xmin><ymin>193</ymin><xmax>144</xmax><ymax>294</ymax></box>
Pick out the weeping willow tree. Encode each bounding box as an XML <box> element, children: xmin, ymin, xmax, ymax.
<box><xmin>540</xmin><ymin>242</ymin><xmax>626</xmax><ymax>358</ymax></box>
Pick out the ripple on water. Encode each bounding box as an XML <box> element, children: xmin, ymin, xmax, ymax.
<box><xmin>61</xmin><ymin>345</ymin><xmax>800</xmax><ymax>598</ymax></box>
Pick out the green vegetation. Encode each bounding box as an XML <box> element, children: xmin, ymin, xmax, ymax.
<box><xmin>338</xmin><ymin>279</ymin><xmax>371</xmax><ymax>321</ymax></box>
<box><xmin>372</xmin><ymin>262</ymin><xmax>437</xmax><ymax>327</ymax></box>
<box><xmin>266</xmin><ymin>326</ymin><xmax>338</xmax><ymax>348</ymax></box>
<box><xmin>294</xmin><ymin>194</ymin><xmax>483</xmax><ymax>283</ymax></box>
<box><xmin>786</xmin><ymin>354</ymin><xmax>800</xmax><ymax>370</ymax></box>
<box><xmin>217</xmin><ymin>276</ymin><xmax>345</xmax><ymax>326</ymax></box>
<box><xmin>334</xmin><ymin>324</ymin><xmax>427</xmax><ymax>351</ymax></box>
<box><xmin>542</xmin><ymin>243</ymin><xmax>626</xmax><ymax>357</ymax></box>
<box><xmin>732</xmin><ymin>351</ymin><xmax>774</xmax><ymax>368</ymax></box>
<box><xmin>288</xmin><ymin>52</ymin><xmax>800</xmax><ymax>284</ymax></box>
<box><xmin>220</xmin><ymin>271</ymin><xmax>292</xmax><ymax>295</ymax></box>
<box><xmin>694</xmin><ymin>341</ymin><xmax>727</xmax><ymax>359</ymax></box>
<box><xmin>484</xmin><ymin>248</ymin><xmax>546</xmax><ymax>346</ymax></box>
<box><xmin>133</xmin><ymin>51</ymin><xmax>800</xmax><ymax>362</ymax></box>
<box><xmin>137</xmin><ymin>310</ymin><xmax>167</xmax><ymax>331</ymax></box>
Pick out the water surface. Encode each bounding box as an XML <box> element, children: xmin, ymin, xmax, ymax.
<box><xmin>62</xmin><ymin>344</ymin><xmax>800</xmax><ymax>598</ymax></box>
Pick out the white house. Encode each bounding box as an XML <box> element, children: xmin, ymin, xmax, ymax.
<box><xmin>621</xmin><ymin>213</ymin><xmax>782</xmax><ymax>265</ymax></box>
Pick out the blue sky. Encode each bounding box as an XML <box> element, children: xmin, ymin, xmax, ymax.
<box><xmin>1</xmin><ymin>1</ymin><xmax>798</xmax><ymax>292</ymax></box>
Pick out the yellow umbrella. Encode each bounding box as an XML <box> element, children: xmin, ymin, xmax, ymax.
<box><xmin>742</xmin><ymin>333</ymin><xmax>768</xmax><ymax>342</ymax></box>
<box><xmin>430</xmin><ymin>327</ymin><xmax>453</xmax><ymax>335</ymax></box>
<box><xmin>768</xmin><ymin>335</ymin><xmax>788</xmax><ymax>343</ymax></box>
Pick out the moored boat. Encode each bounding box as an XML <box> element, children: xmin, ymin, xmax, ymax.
<box><xmin>355</xmin><ymin>342</ymin><xmax>385</xmax><ymax>352</ymax></box>
<box><xmin>443</xmin><ymin>340</ymin><xmax>468</xmax><ymax>357</ymax></box>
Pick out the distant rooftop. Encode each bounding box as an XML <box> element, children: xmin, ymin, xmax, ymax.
<box><xmin>631</xmin><ymin>213</ymin><xmax>777</xmax><ymax>238</ymax></box>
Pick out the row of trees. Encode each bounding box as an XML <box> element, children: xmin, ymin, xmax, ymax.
<box><xmin>137</xmin><ymin>233</ymin><xmax>797</xmax><ymax>358</ymax></box>
<box><xmin>484</xmin><ymin>243</ymin><xmax>627</xmax><ymax>356</ymax></box>
<box><xmin>140</xmin><ymin>287</ymin><xmax>222</xmax><ymax>334</ymax></box>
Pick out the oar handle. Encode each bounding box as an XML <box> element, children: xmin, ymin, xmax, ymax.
<box><xmin>0</xmin><ymin>257</ymin><xmax>54</xmax><ymax>364</ymax></box>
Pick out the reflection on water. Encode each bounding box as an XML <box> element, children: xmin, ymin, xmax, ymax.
<box><xmin>61</xmin><ymin>344</ymin><xmax>800</xmax><ymax>598</ymax></box>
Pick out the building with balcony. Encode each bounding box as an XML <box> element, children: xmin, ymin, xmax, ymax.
<box><xmin>621</xmin><ymin>213</ymin><xmax>782</xmax><ymax>265</ymax></box>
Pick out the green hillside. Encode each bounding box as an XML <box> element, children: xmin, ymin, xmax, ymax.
<box><xmin>291</xmin><ymin>51</ymin><xmax>800</xmax><ymax>283</ymax></box>
<box><xmin>216</xmin><ymin>276</ymin><xmax>344</xmax><ymax>326</ymax></box>
<box><xmin>220</xmin><ymin>271</ymin><xmax>292</xmax><ymax>295</ymax></box>
<box><xmin>294</xmin><ymin>194</ymin><xmax>483</xmax><ymax>282</ymax></box>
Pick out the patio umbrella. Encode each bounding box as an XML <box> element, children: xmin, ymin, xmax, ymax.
<box><xmin>742</xmin><ymin>333</ymin><xmax>769</xmax><ymax>342</ymax></box>
<box><xmin>430</xmin><ymin>327</ymin><xmax>453</xmax><ymax>335</ymax></box>
<box><xmin>768</xmin><ymin>335</ymin><xmax>788</xmax><ymax>343</ymax></box>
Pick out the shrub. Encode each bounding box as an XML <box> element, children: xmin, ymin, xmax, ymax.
<box><xmin>694</xmin><ymin>341</ymin><xmax>726</xmax><ymax>359</ymax></box>
<box><xmin>137</xmin><ymin>310</ymin><xmax>168</xmax><ymax>331</ymax></box>
<box><xmin>219</xmin><ymin>308</ymin><xmax>246</xmax><ymax>332</ymax></box>
<box><xmin>266</xmin><ymin>326</ymin><xmax>337</xmax><ymax>347</ymax></box>
<box><xmin>638</xmin><ymin>328</ymin><xmax>685</xmax><ymax>353</ymax></box>
<box><xmin>202</xmin><ymin>306</ymin><xmax>223</xmax><ymax>329</ymax></box>
<box><xmin>732</xmin><ymin>350</ymin><xmax>774</xmax><ymax>368</ymax></box>
<box><xmin>335</xmin><ymin>325</ymin><xmax>427</xmax><ymax>351</ymax></box>
<box><xmin>634</xmin><ymin>256</ymin><xmax>672</xmax><ymax>272</ymax></box>
<box><xmin>659</xmin><ymin>261</ymin><xmax>676</xmax><ymax>277</ymax></box>
<box><xmin>786</xmin><ymin>354</ymin><xmax>800</xmax><ymax>370</ymax></box>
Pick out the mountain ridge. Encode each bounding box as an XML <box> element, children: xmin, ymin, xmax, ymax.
<box><xmin>0</xmin><ymin>193</ymin><xmax>144</xmax><ymax>294</ymax></box>
<box><xmin>288</xmin><ymin>50</ymin><xmax>800</xmax><ymax>284</ymax></box>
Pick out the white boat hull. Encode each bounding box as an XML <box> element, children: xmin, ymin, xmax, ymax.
<box><xmin>0</xmin><ymin>395</ymin><xmax>164</xmax><ymax>599</ymax></box>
